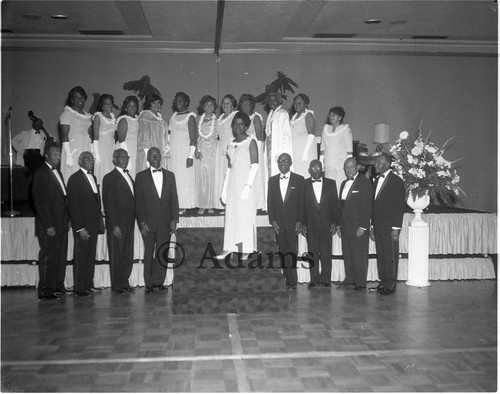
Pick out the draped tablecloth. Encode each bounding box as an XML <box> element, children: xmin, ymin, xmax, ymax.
<box><xmin>2</xmin><ymin>212</ymin><xmax>496</xmax><ymax>261</ymax></box>
<box><xmin>1</xmin><ymin>212</ymin><xmax>496</xmax><ymax>286</ymax></box>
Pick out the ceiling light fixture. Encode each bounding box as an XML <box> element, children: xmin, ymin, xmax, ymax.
<box><xmin>50</xmin><ymin>14</ymin><xmax>69</xmax><ymax>20</ymax></box>
<box><xmin>364</xmin><ymin>19</ymin><xmax>381</xmax><ymax>24</ymax></box>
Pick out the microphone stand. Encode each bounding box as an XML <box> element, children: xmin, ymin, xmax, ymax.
<box><xmin>3</xmin><ymin>107</ymin><xmax>20</xmax><ymax>217</ymax></box>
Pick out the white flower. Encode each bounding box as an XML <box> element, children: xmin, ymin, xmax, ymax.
<box><xmin>425</xmin><ymin>145</ymin><xmax>438</xmax><ymax>154</ymax></box>
<box><xmin>411</xmin><ymin>146</ymin><xmax>423</xmax><ymax>156</ymax></box>
<box><xmin>452</xmin><ymin>174</ymin><xmax>460</xmax><ymax>184</ymax></box>
<box><xmin>399</xmin><ymin>131</ymin><xmax>409</xmax><ymax>140</ymax></box>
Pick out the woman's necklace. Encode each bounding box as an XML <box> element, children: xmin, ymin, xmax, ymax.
<box><xmin>198</xmin><ymin>113</ymin><xmax>216</xmax><ymax>139</ymax></box>
<box><xmin>217</xmin><ymin>110</ymin><xmax>236</xmax><ymax>126</ymax></box>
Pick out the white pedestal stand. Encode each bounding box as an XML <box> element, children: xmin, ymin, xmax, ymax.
<box><xmin>406</xmin><ymin>193</ymin><xmax>431</xmax><ymax>287</ymax></box>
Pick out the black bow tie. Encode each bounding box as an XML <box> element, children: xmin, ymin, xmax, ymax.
<box><xmin>152</xmin><ymin>169</ymin><xmax>161</xmax><ymax>173</ymax></box>
<box><xmin>280</xmin><ymin>175</ymin><xmax>288</xmax><ymax>180</ymax></box>
<box><xmin>347</xmin><ymin>177</ymin><xmax>354</xmax><ymax>181</ymax></box>
<box><xmin>35</xmin><ymin>131</ymin><xmax>40</xmax><ymax>134</ymax></box>
<box><xmin>87</xmin><ymin>171</ymin><xmax>93</xmax><ymax>175</ymax></box>
<box><xmin>123</xmin><ymin>169</ymin><xmax>129</xmax><ymax>173</ymax></box>
<box><xmin>378</xmin><ymin>174</ymin><xmax>386</xmax><ymax>178</ymax></box>
<box><xmin>312</xmin><ymin>179</ymin><xmax>322</xmax><ymax>183</ymax></box>
<box><xmin>51</xmin><ymin>166</ymin><xmax>57</xmax><ymax>171</ymax></box>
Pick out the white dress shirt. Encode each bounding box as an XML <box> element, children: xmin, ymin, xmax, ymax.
<box><xmin>279</xmin><ymin>171</ymin><xmax>290</xmax><ymax>201</ymax></box>
<box><xmin>311</xmin><ymin>177</ymin><xmax>322</xmax><ymax>204</ymax></box>
<box><xmin>117</xmin><ymin>167</ymin><xmax>134</xmax><ymax>194</ymax></box>
<box><xmin>151</xmin><ymin>167</ymin><xmax>163</xmax><ymax>198</ymax></box>
<box><xmin>375</xmin><ymin>169</ymin><xmax>391</xmax><ymax>199</ymax></box>
<box><xmin>341</xmin><ymin>172</ymin><xmax>359</xmax><ymax>200</ymax></box>
<box><xmin>45</xmin><ymin>162</ymin><xmax>66</xmax><ymax>196</ymax></box>
<box><xmin>81</xmin><ymin>168</ymin><xmax>98</xmax><ymax>194</ymax></box>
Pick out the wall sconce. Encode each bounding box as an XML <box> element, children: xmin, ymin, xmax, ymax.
<box><xmin>373</xmin><ymin>123</ymin><xmax>390</xmax><ymax>154</ymax></box>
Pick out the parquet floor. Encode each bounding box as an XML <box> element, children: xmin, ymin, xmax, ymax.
<box><xmin>1</xmin><ymin>280</ymin><xmax>496</xmax><ymax>392</ymax></box>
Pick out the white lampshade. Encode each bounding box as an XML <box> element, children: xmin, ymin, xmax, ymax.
<box><xmin>374</xmin><ymin>123</ymin><xmax>390</xmax><ymax>144</ymax></box>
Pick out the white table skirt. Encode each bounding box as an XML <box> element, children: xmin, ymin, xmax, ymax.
<box><xmin>1</xmin><ymin>212</ymin><xmax>496</xmax><ymax>262</ymax></box>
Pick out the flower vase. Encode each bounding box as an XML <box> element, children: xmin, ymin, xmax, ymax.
<box><xmin>406</xmin><ymin>191</ymin><xmax>430</xmax><ymax>223</ymax></box>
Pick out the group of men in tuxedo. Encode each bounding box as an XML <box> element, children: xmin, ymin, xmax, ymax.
<box><xmin>32</xmin><ymin>144</ymin><xmax>179</xmax><ymax>300</ymax></box>
<box><xmin>267</xmin><ymin>152</ymin><xmax>405</xmax><ymax>295</ymax></box>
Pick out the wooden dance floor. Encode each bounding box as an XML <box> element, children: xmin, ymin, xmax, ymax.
<box><xmin>1</xmin><ymin>280</ymin><xmax>496</xmax><ymax>391</ymax></box>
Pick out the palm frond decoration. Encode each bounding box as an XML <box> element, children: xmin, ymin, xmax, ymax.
<box><xmin>255</xmin><ymin>71</ymin><xmax>299</xmax><ymax>103</ymax></box>
<box><xmin>122</xmin><ymin>75</ymin><xmax>162</xmax><ymax>100</ymax></box>
<box><xmin>88</xmin><ymin>92</ymin><xmax>101</xmax><ymax>115</ymax></box>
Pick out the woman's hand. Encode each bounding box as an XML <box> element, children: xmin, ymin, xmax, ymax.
<box><xmin>240</xmin><ymin>184</ymin><xmax>251</xmax><ymax>200</ymax></box>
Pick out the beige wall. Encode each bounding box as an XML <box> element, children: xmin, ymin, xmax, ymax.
<box><xmin>1</xmin><ymin>50</ymin><xmax>497</xmax><ymax>212</ymax></box>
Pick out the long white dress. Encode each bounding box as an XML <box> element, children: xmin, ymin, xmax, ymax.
<box><xmin>213</xmin><ymin>111</ymin><xmax>237</xmax><ymax>209</ymax></box>
<box><xmin>59</xmin><ymin>106</ymin><xmax>92</xmax><ymax>183</ymax></box>
<box><xmin>291</xmin><ymin>109</ymin><xmax>316</xmax><ymax>178</ymax></box>
<box><xmin>195</xmin><ymin>114</ymin><xmax>218</xmax><ymax>209</ymax></box>
<box><xmin>116</xmin><ymin>115</ymin><xmax>139</xmax><ymax>178</ymax></box>
<box><xmin>168</xmin><ymin>111</ymin><xmax>197</xmax><ymax>209</ymax></box>
<box><xmin>247</xmin><ymin>112</ymin><xmax>266</xmax><ymax>210</ymax></box>
<box><xmin>223</xmin><ymin>136</ymin><xmax>257</xmax><ymax>253</ymax></box>
<box><xmin>93</xmin><ymin>112</ymin><xmax>116</xmax><ymax>190</ymax></box>
<box><xmin>321</xmin><ymin>123</ymin><xmax>353</xmax><ymax>188</ymax></box>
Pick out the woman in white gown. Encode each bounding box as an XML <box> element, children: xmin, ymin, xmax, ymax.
<box><xmin>60</xmin><ymin>86</ymin><xmax>93</xmax><ymax>183</ymax></box>
<box><xmin>92</xmin><ymin>94</ymin><xmax>117</xmax><ymax>191</ymax></box>
<box><xmin>238</xmin><ymin>94</ymin><xmax>266</xmax><ymax>211</ymax></box>
<box><xmin>194</xmin><ymin>95</ymin><xmax>218</xmax><ymax>215</ymax></box>
<box><xmin>220</xmin><ymin>112</ymin><xmax>259</xmax><ymax>256</ymax></box>
<box><xmin>320</xmin><ymin>106</ymin><xmax>353</xmax><ymax>188</ymax></box>
<box><xmin>137</xmin><ymin>93</ymin><xmax>168</xmax><ymax>172</ymax></box>
<box><xmin>167</xmin><ymin>92</ymin><xmax>197</xmax><ymax>213</ymax></box>
<box><xmin>213</xmin><ymin>94</ymin><xmax>237</xmax><ymax>211</ymax></box>
<box><xmin>116</xmin><ymin>95</ymin><xmax>139</xmax><ymax>177</ymax></box>
<box><xmin>290</xmin><ymin>93</ymin><xmax>317</xmax><ymax>178</ymax></box>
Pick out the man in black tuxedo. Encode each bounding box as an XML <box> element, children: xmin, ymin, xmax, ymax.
<box><xmin>102</xmin><ymin>149</ymin><xmax>136</xmax><ymax>294</ymax></box>
<box><xmin>303</xmin><ymin>160</ymin><xmax>338</xmax><ymax>288</ymax></box>
<box><xmin>67</xmin><ymin>151</ymin><xmax>104</xmax><ymax>297</ymax></box>
<box><xmin>370</xmin><ymin>153</ymin><xmax>406</xmax><ymax>295</ymax></box>
<box><xmin>32</xmin><ymin>144</ymin><xmax>69</xmax><ymax>300</ymax></box>
<box><xmin>337</xmin><ymin>157</ymin><xmax>373</xmax><ymax>291</ymax></box>
<box><xmin>135</xmin><ymin>147</ymin><xmax>179</xmax><ymax>294</ymax></box>
<box><xmin>267</xmin><ymin>153</ymin><xmax>305</xmax><ymax>290</ymax></box>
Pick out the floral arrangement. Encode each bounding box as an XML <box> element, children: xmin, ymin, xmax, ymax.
<box><xmin>390</xmin><ymin>126</ymin><xmax>464</xmax><ymax>205</ymax></box>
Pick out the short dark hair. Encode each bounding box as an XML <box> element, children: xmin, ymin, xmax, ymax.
<box><xmin>143</xmin><ymin>93</ymin><xmax>163</xmax><ymax>110</ymax></box>
<box><xmin>237</xmin><ymin>94</ymin><xmax>256</xmax><ymax>113</ymax></box>
<box><xmin>119</xmin><ymin>95</ymin><xmax>139</xmax><ymax>117</ymax></box>
<box><xmin>65</xmin><ymin>86</ymin><xmax>88</xmax><ymax>106</ymax></box>
<box><xmin>173</xmin><ymin>92</ymin><xmax>191</xmax><ymax>112</ymax></box>
<box><xmin>197</xmin><ymin>95</ymin><xmax>218</xmax><ymax>115</ymax></box>
<box><xmin>96</xmin><ymin>94</ymin><xmax>115</xmax><ymax>113</ymax></box>
<box><xmin>380</xmin><ymin>152</ymin><xmax>393</xmax><ymax>165</ymax></box>
<box><xmin>326</xmin><ymin>106</ymin><xmax>346</xmax><ymax>125</ymax></box>
<box><xmin>231</xmin><ymin>111</ymin><xmax>251</xmax><ymax>130</ymax></box>
<box><xmin>294</xmin><ymin>93</ymin><xmax>310</xmax><ymax>105</ymax></box>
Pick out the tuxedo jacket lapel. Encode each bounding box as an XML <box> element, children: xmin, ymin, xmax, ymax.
<box><xmin>47</xmin><ymin>166</ymin><xmax>66</xmax><ymax>197</ymax></box>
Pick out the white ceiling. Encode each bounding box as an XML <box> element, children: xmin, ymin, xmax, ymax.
<box><xmin>2</xmin><ymin>0</ymin><xmax>498</xmax><ymax>55</ymax></box>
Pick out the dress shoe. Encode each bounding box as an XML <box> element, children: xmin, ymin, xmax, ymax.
<box><xmin>75</xmin><ymin>291</ymin><xmax>90</xmax><ymax>297</ymax></box>
<box><xmin>54</xmin><ymin>290</ymin><xmax>65</xmax><ymax>296</ymax></box>
<box><xmin>336</xmin><ymin>281</ymin><xmax>353</xmax><ymax>287</ymax></box>
<box><xmin>352</xmin><ymin>286</ymin><xmax>366</xmax><ymax>292</ymax></box>
<box><xmin>154</xmin><ymin>285</ymin><xmax>168</xmax><ymax>292</ymax></box>
<box><xmin>378</xmin><ymin>289</ymin><xmax>394</xmax><ymax>296</ymax></box>
<box><xmin>124</xmin><ymin>287</ymin><xmax>135</xmax><ymax>293</ymax></box>
<box><xmin>308</xmin><ymin>283</ymin><xmax>318</xmax><ymax>288</ymax></box>
<box><xmin>39</xmin><ymin>294</ymin><xmax>60</xmax><ymax>300</ymax></box>
<box><xmin>287</xmin><ymin>284</ymin><xmax>297</xmax><ymax>291</ymax></box>
<box><xmin>90</xmin><ymin>287</ymin><xmax>102</xmax><ymax>292</ymax></box>
<box><xmin>322</xmin><ymin>283</ymin><xmax>331</xmax><ymax>288</ymax></box>
<box><xmin>369</xmin><ymin>285</ymin><xmax>384</xmax><ymax>292</ymax></box>
<box><xmin>145</xmin><ymin>287</ymin><xmax>154</xmax><ymax>294</ymax></box>
<box><xmin>112</xmin><ymin>289</ymin><xmax>125</xmax><ymax>295</ymax></box>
